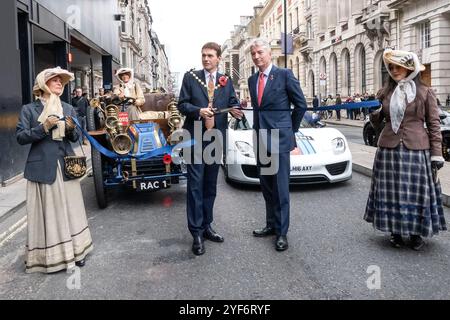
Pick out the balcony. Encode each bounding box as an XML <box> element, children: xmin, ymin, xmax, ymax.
<box><xmin>300</xmin><ymin>39</ymin><xmax>313</xmax><ymax>55</ymax></box>
<box><xmin>360</xmin><ymin>6</ymin><xmax>391</xmax><ymax>47</ymax></box>
<box><xmin>292</xmin><ymin>26</ymin><xmax>307</xmax><ymax>46</ymax></box>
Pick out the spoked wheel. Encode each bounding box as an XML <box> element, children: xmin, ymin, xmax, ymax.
<box><xmin>87</xmin><ymin>106</ymin><xmax>107</xmax><ymax>208</ymax></box>
<box><xmin>86</xmin><ymin>106</ymin><xmax>96</xmax><ymax>131</ymax></box>
<box><xmin>91</xmin><ymin>147</ymin><xmax>107</xmax><ymax>209</ymax></box>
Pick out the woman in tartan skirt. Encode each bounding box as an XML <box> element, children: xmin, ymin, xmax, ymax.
<box><xmin>364</xmin><ymin>49</ymin><xmax>446</xmax><ymax>250</ymax></box>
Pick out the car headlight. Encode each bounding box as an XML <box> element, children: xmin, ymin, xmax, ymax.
<box><xmin>235</xmin><ymin>141</ymin><xmax>255</xmax><ymax>158</ymax></box>
<box><xmin>331</xmin><ymin>137</ymin><xmax>346</xmax><ymax>154</ymax></box>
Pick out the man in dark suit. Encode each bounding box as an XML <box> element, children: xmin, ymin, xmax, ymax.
<box><xmin>71</xmin><ymin>87</ymin><xmax>89</xmax><ymax>144</ymax></box>
<box><xmin>248</xmin><ymin>38</ymin><xmax>307</xmax><ymax>251</ymax></box>
<box><xmin>178</xmin><ymin>42</ymin><xmax>242</xmax><ymax>255</ymax></box>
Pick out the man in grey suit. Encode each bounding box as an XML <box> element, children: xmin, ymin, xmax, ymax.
<box><xmin>248</xmin><ymin>38</ymin><xmax>307</xmax><ymax>251</ymax></box>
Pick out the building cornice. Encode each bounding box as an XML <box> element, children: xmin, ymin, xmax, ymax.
<box><xmin>388</xmin><ymin>0</ymin><xmax>412</xmax><ymax>9</ymax></box>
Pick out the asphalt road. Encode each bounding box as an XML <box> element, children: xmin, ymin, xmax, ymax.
<box><xmin>1</xmin><ymin>170</ymin><xmax>449</xmax><ymax>300</ymax></box>
<box><xmin>328</xmin><ymin>124</ymin><xmax>366</xmax><ymax>145</ymax></box>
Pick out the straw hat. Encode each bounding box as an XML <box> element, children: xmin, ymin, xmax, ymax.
<box><xmin>383</xmin><ymin>49</ymin><xmax>426</xmax><ymax>72</ymax></box>
<box><xmin>32</xmin><ymin>67</ymin><xmax>74</xmax><ymax>96</ymax></box>
<box><xmin>116</xmin><ymin>68</ymin><xmax>133</xmax><ymax>81</ymax></box>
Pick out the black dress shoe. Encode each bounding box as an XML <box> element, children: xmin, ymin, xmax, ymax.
<box><xmin>410</xmin><ymin>235</ymin><xmax>424</xmax><ymax>251</ymax></box>
<box><xmin>192</xmin><ymin>236</ymin><xmax>205</xmax><ymax>256</ymax></box>
<box><xmin>389</xmin><ymin>233</ymin><xmax>405</xmax><ymax>248</ymax></box>
<box><xmin>204</xmin><ymin>227</ymin><xmax>224</xmax><ymax>243</ymax></box>
<box><xmin>253</xmin><ymin>227</ymin><xmax>276</xmax><ymax>237</ymax></box>
<box><xmin>275</xmin><ymin>236</ymin><xmax>288</xmax><ymax>251</ymax></box>
<box><xmin>75</xmin><ymin>259</ymin><xmax>86</xmax><ymax>267</ymax></box>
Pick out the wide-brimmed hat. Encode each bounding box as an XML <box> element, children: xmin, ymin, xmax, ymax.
<box><xmin>32</xmin><ymin>67</ymin><xmax>74</xmax><ymax>96</ymax></box>
<box><xmin>116</xmin><ymin>68</ymin><xmax>133</xmax><ymax>81</ymax></box>
<box><xmin>383</xmin><ymin>49</ymin><xmax>426</xmax><ymax>72</ymax></box>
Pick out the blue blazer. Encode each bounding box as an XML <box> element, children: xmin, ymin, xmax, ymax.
<box><xmin>16</xmin><ymin>100</ymin><xmax>79</xmax><ymax>184</ymax></box>
<box><xmin>178</xmin><ymin>70</ymin><xmax>240</xmax><ymax>137</ymax></box>
<box><xmin>248</xmin><ymin>65</ymin><xmax>307</xmax><ymax>153</ymax></box>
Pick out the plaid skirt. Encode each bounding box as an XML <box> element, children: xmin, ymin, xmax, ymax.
<box><xmin>364</xmin><ymin>144</ymin><xmax>447</xmax><ymax>237</ymax></box>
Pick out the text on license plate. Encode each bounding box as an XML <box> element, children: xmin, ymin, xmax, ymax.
<box><xmin>291</xmin><ymin>165</ymin><xmax>312</xmax><ymax>172</ymax></box>
<box><xmin>137</xmin><ymin>179</ymin><xmax>170</xmax><ymax>191</ymax></box>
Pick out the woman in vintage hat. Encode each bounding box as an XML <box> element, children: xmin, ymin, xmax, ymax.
<box><xmin>113</xmin><ymin>67</ymin><xmax>145</xmax><ymax>120</ymax></box>
<box><xmin>364</xmin><ymin>49</ymin><xmax>446</xmax><ymax>250</ymax></box>
<box><xmin>16</xmin><ymin>67</ymin><xmax>93</xmax><ymax>273</ymax></box>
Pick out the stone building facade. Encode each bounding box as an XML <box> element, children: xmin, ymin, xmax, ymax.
<box><xmin>222</xmin><ymin>0</ymin><xmax>450</xmax><ymax>104</ymax></box>
<box><xmin>118</xmin><ymin>0</ymin><xmax>172</xmax><ymax>92</ymax></box>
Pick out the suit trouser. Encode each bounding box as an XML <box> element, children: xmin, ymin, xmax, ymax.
<box><xmin>258</xmin><ymin>151</ymin><xmax>291</xmax><ymax>236</ymax></box>
<box><xmin>186</xmin><ymin>163</ymin><xmax>220</xmax><ymax>237</ymax></box>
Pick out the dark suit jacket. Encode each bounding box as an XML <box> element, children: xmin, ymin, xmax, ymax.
<box><xmin>248</xmin><ymin>65</ymin><xmax>307</xmax><ymax>153</ymax></box>
<box><xmin>16</xmin><ymin>100</ymin><xmax>79</xmax><ymax>184</ymax></box>
<box><xmin>178</xmin><ymin>70</ymin><xmax>240</xmax><ymax>137</ymax></box>
<box><xmin>370</xmin><ymin>85</ymin><xmax>442</xmax><ymax>157</ymax></box>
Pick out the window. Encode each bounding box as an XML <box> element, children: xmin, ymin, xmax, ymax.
<box><xmin>307</xmin><ymin>19</ymin><xmax>313</xmax><ymax>39</ymax></box>
<box><xmin>361</xmin><ymin>51</ymin><xmax>366</xmax><ymax>93</ymax></box>
<box><xmin>330</xmin><ymin>29</ymin><xmax>336</xmax><ymax>37</ymax></box>
<box><xmin>121</xmin><ymin>15</ymin><xmax>126</xmax><ymax>33</ymax></box>
<box><xmin>306</xmin><ymin>0</ymin><xmax>311</xmax><ymax>9</ymax></box>
<box><xmin>289</xmin><ymin>13</ymin><xmax>292</xmax><ymax>31</ymax></box>
<box><xmin>419</xmin><ymin>21</ymin><xmax>431</xmax><ymax>49</ymax></box>
<box><xmin>341</xmin><ymin>23</ymin><xmax>348</xmax><ymax>32</ymax></box>
<box><xmin>121</xmin><ymin>47</ymin><xmax>127</xmax><ymax>66</ymax></box>
<box><xmin>320</xmin><ymin>35</ymin><xmax>325</xmax><ymax>42</ymax></box>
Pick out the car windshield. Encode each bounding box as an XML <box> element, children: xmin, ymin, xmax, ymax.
<box><xmin>231</xmin><ymin>109</ymin><xmax>313</xmax><ymax>130</ymax></box>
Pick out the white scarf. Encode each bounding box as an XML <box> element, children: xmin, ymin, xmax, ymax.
<box><xmin>387</xmin><ymin>53</ymin><xmax>421</xmax><ymax>134</ymax></box>
<box><xmin>35</xmin><ymin>72</ymin><xmax>65</xmax><ymax>141</ymax></box>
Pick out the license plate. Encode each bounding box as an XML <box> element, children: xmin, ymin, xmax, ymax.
<box><xmin>291</xmin><ymin>165</ymin><xmax>313</xmax><ymax>173</ymax></box>
<box><xmin>136</xmin><ymin>179</ymin><xmax>170</xmax><ymax>192</ymax></box>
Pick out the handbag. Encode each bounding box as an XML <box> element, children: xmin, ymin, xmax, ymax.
<box><xmin>64</xmin><ymin>140</ymin><xmax>87</xmax><ymax>179</ymax></box>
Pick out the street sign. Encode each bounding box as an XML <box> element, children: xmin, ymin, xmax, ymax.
<box><xmin>319</xmin><ymin>73</ymin><xmax>327</xmax><ymax>80</ymax></box>
<box><xmin>320</xmin><ymin>79</ymin><xmax>326</xmax><ymax>86</ymax></box>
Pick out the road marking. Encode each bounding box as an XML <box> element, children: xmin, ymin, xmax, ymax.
<box><xmin>0</xmin><ymin>216</ymin><xmax>27</xmax><ymax>248</ymax></box>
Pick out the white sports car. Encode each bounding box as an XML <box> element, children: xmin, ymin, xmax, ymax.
<box><xmin>224</xmin><ymin>111</ymin><xmax>352</xmax><ymax>185</ymax></box>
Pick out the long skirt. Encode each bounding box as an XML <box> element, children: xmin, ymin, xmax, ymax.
<box><xmin>25</xmin><ymin>164</ymin><xmax>93</xmax><ymax>273</ymax></box>
<box><xmin>364</xmin><ymin>144</ymin><xmax>447</xmax><ymax>237</ymax></box>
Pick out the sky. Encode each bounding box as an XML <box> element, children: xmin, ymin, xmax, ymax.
<box><xmin>148</xmin><ymin>0</ymin><xmax>263</xmax><ymax>90</ymax></box>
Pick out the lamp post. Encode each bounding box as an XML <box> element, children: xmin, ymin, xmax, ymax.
<box><xmin>284</xmin><ymin>0</ymin><xmax>287</xmax><ymax>68</ymax></box>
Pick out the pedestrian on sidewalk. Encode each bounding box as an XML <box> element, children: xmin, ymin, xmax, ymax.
<box><xmin>345</xmin><ymin>96</ymin><xmax>354</xmax><ymax>120</ymax></box>
<box><xmin>364</xmin><ymin>49</ymin><xmax>446</xmax><ymax>251</ymax></box>
<box><xmin>335</xmin><ymin>94</ymin><xmax>342</xmax><ymax>121</ymax></box>
<box><xmin>16</xmin><ymin>67</ymin><xmax>93</xmax><ymax>273</ymax></box>
<box><xmin>71</xmin><ymin>87</ymin><xmax>89</xmax><ymax>144</ymax></box>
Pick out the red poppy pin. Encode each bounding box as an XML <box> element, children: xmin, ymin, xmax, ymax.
<box><xmin>219</xmin><ymin>76</ymin><xmax>228</xmax><ymax>87</ymax></box>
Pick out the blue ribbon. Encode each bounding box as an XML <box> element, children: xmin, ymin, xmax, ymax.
<box><xmin>71</xmin><ymin>117</ymin><xmax>194</xmax><ymax>160</ymax></box>
<box><xmin>308</xmin><ymin>100</ymin><xmax>381</xmax><ymax>112</ymax></box>
<box><xmin>238</xmin><ymin>100</ymin><xmax>381</xmax><ymax>112</ymax></box>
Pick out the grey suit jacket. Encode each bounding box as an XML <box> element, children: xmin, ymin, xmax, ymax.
<box><xmin>16</xmin><ymin>100</ymin><xmax>80</xmax><ymax>184</ymax></box>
